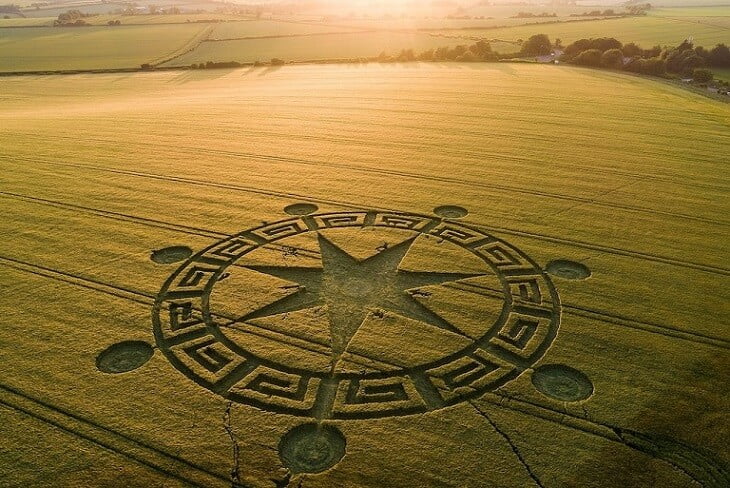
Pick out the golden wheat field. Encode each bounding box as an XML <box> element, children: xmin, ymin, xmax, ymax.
<box><xmin>0</xmin><ymin>63</ymin><xmax>728</xmax><ymax>488</ymax></box>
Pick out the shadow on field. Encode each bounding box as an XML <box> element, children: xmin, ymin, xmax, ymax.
<box><xmin>573</xmin><ymin>347</ymin><xmax>730</xmax><ymax>486</ymax></box>
<box><xmin>241</xmin><ymin>65</ymin><xmax>257</xmax><ymax>76</ymax></box>
<box><xmin>167</xmin><ymin>68</ymin><xmax>241</xmax><ymax>85</ymax></box>
<box><xmin>257</xmin><ymin>65</ymin><xmax>283</xmax><ymax>77</ymax></box>
<box><xmin>430</xmin><ymin>62</ymin><xmax>518</xmax><ymax>75</ymax></box>
<box><xmin>109</xmin><ymin>73</ymin><xmax>140</xmax><ymax>83</ymax></box>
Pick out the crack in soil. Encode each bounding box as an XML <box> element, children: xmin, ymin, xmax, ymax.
<box><xmin>471</xmin><ymin>401</ymin><xmax>545</xmax><ymax>488</ymax></box>
<box><xmin>223</xmin><ymin>401</ymin><xmax>244</xmax><ymax>488</ymax></box>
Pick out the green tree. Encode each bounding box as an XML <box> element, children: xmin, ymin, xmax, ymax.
<box><xmin>447</xmin><ymin>45</ymin><xmax>468</xmax><ymax>60</ymax></box>
<box><xmin>573</xmin><ymin>49</ymin><xmax>602</xmax><ymax>67</ymax></box>
<box><xmin>643</xmin><ymin>57</ymin><xmax>666</xmax><ymax>76</ymax></box>
<box><xmin>456</xmin><ymin>51</ymin><xmax>478</xmax><ymax>62</ymax></box>
<box><xmin>601</xmin><ymin>48</ymin><xmax>625</xmax><ymax>69</ymax></box>
<box><xmin>433</xmin><ymin>47</ymin><xmax>450</xmax><ymax>61</ymax></box>
<box><xmin>624</xmin><ymin>57</ymin><xmax>646</xmax><ymax>73</ymax></box>
<box><xmin>622</xmin><ymin>42</ymin><xmax>643</xmax><ymax>58</ymax></box>
<box><xmin>680</xmin><ymin>54</ymin><xmax>705</xmax><ymax>76</ymax></box>
<box><xmin>418</xmin><ymin>49</ymin><xmax>434</xmax><ymax>62</ymax></box>
<box><xmin>692</xmin><ymin>68</ymin><xmax>713</xmax><ymax>83</ymax></box>
<box><xmin>590</xmin><ymin>37</ymin><xmax>622</xmax><ymax>52</ymax></box>
<box><xmin>708</xmin><ymin>44</ymin><xmax>730</xmax><ymax>67</ymax></box>
<box><xmin>471</xmin><ymin>40</ymin><xmax>491</xmax><ymax>55</ymax></box>
<box><xmin>563</xmin><ymin>38</ymin><xmax>593</xmax><ymax>58</ymax></box>
<box><xmin>521</xmin><ymin>34</ymin><xmax>552</xmax><ymax>56</ymax></box>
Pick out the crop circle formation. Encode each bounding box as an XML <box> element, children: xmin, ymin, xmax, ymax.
<box><xmin>284</xmin><ymin>203</ymin><xmax>320</xmax><ymax>216</ymax></box>
<box><xmin>279</xmin><ymin>423</ymin><xmax>346</xmax><ymax>473</ymax></box>
<box><xmin>531</xmin><ymin>364</ymin><xmax>593</xmax><ymax>402</ymax></box>
<box><xmin>96</xmin><ymin>341</ymin><xmax>154</xmax><ymax>374</ymax></box>
<box><xmin>546</xmin><ymin>260</ymin><xmax>591</xmax><ymax>280</ymax></box>
<box><xmin>433</xmin><ymin>205</ymin><xmax>469</xmax><ymax>219</ymax></box>
<box><xmin>151</xmin><ymin>246</ymin><xmax>194</xmax><ymax>264</ymax></box>
<box><xmin>153</xmin><ymin>208</ymin><xmax>561</xmax><ymax>420</ymax></box>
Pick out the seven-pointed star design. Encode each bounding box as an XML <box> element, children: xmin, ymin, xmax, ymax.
<box><xmin>239</xmin><ymin>234</ymin><xmax>484</xmax><ymax>358</ymax></box>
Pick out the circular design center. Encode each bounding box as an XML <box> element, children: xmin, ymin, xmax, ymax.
<box><xmin>153</xmin><ymin>210</ymin><xmax>560</xmax><ymax>419</ymax></box>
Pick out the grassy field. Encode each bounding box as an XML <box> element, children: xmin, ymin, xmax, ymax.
<box><xmin>161</xmin><ymin>31</ymin><xmax>507</xmax><ymax>66</ymax></box>
<box><xmin>84</xmin><ymin>13</ymin><xmax>253</xmax><ymax>26</ymax></box>
<box><xmin>18</xmin><ymin>0</ymin><xmax>224</xmax><ymax>17</ymax></box>
<box><xmin>0</xmin><ymin>23</ymin><xmax>210</xmax><ymax>71</ymax></box>
<box><xmin>712</xmin><ymin>67</ymin><xmax>730</xmax><ymax>82</ymax></box>
<box><xmin>649</xmin><ymin>6</ymin><xmax>730</xmax><ymax>30</ymax></box>
<box><xmin>3</xmin><ymin>6</ymin><xmax>728</xmax><ymax>71</ymax></box>
<box><xmin>0</xmin><ymin>17</ymin><xmax>56</xmax><ymax>27</ymax></box>
<box><xmin>307</xmin><ymin>14</ymin><xmax>611</xmax><ymax>32</ymax></box>
<box><xmin>20</xmin><ymin>2</ymin><xmax>127</xmax><ymax>18</ymax></box>
<box><xmin>431</xmin><ymin>15</ymin><xmax>730</xmax><ymax>51</ymax></box>
<box><xmin>651</xmin><ymin>6</ymin><xmax>730</xmax><ymax>17</ymax></box>
<box><xmin>208</xmin><ymin>20</ymin><xmax>363</xmax><ymax>39</ymax></box>
<box><xmin>0</xmin><ymin>63</ymin><xmax>727</xmax><ymax>487</ymax></box>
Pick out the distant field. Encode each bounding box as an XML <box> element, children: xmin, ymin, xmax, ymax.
<box><xmin>0</xmin><ymin>13</ymin><xmax>255</xmax><ymax>28</ymax></box>
<box><xmin>649</xmin><ymin>6</ymin><xmax>730</xmax><ymax>30</ymax></box>
<box><xmin>162</xmin><ymin>31</ymin><xmax>512</xmax><ymax>66</ymax></box>
<box><xmin>19</xmin><ymin>0</ymin><xmax>224</xmax><ymax>17</ymax></box>
<box><xmin>21</xmin><ymin>2</ymin><xmax>127</xmax><ymax>18</ymax></box>
<box><xmin>86</xmin><ymin>13</ymin><xmax>251</xmax><ymax>26</ymax></box>
<box><xmin>456</xmin><ymin>4</ymin><xmax>632</xmax><ymax>19</ymax></box>
<box><xmin>659</xmin><ymin>16</ymin><xmax>730</xmax><ymax>29</ymax></box>
<box><xmin>2</xmin><ymin>5</ymin><xmax>728</xmax><ymax>71</ymax></box>
<box><xmin>431</xmin><ymin>15</ymin><xmax>730</xmax><ymax>50</ymax></box>
<box><xmin>0</xmin><ymin>63</ymin><xmax>727</xmax><ymax>487</ymax></box>
<box><xmin>651</xmin><ymin>6</ymin><xmax>730</xmax><ymax>17</ymax></box>
<box><xmin>713</xmin><ymin>68</ymin><xmax>730</xmax><ymax>82</ymax></box>
<box><xmin>208</xmin><ymin>20</ymin><xmax>363</xmax><ymax>39</ymax></box>
<box><xmin>311</xmin><ymin>15</ymin><xmax>608</xmax><ymax>32</ymax></box>
<box><xmin>0</xmin><ymin>17</ymin><xmax>54</xmax><ymax>27</ymax></box>
<box><xmin>645</xmin><ymin>0</ymin><xmax>729</xmax><ymax>6</ymax></box>
<box><xmin>0</xmin><ymin>24</ymin><xmax>210</xmax><ymax>71</ymax></box>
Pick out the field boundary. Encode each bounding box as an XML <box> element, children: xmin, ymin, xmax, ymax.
<box><xmin>148</xmin><ymin>24</ymin><xmax>215</xmax><ymax>67</ymax></box>
<box><xmin>205</xmin><ymin>29</ymin><xmax>373</xmax><ymax>42</ymax></box>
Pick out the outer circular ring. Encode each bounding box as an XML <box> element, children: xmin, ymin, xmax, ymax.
<box><xmin>153</xmin><ymin>210</ymin><xmax>561</xmax><ymax>419</ymax></box>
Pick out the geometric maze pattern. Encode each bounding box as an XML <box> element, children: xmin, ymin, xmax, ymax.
<box><xmin>153</xmin><ymin>210</ymin><xmax>561</xmax><ymax>419</ymax></box>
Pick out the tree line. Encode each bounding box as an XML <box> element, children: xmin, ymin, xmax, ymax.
<box><xmin>558</xmin><ymin>36</ymin><xmax>729</xmax><ymax>82</ymax></box>
<box><xmin>176</xmin><ymin>31</ymin><xmax>728</xmax><ymax>92</ymax></box>
<box><xmin>380</xmin><ymin>34</ymin><xmax>729</xmax><ymax>85</ymax></box>
<box><xmin>53</xmin><ymin>9</ymin><xmax>93</xmax><ymax>26</ymax></box>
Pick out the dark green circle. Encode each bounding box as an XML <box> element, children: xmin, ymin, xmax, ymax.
<box><xmin>279</xmin><ymin>424</ymin><xmax>346</xmax><ymax>473</ymax></box>
<box><xmin>545</xmin><ymin>260</ymin><xmax>591</xmax><ymax>280</ymax></box>
<box><xmin>433</xmin><ymin>205</ymin><xmax>469</xmax><ymax>219</ymax></box>
<box><xmin>96</xmin><ymin>341</ymin><xmax>154</xmax><ymax>374</ymax></box>
<box><xmin>532</xmin><ymin>364</ymin><xmax>593</xmax><ymax>402</ymax></box>
<box><xmin>151</xmin><ymin>246</ymin><xmax>193</xmax><ymax>264</ymax></box>
<box><xmin>284</xmin><ymin>203</ymin><xmax>319</xmax><ymax>216</ymax></box>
